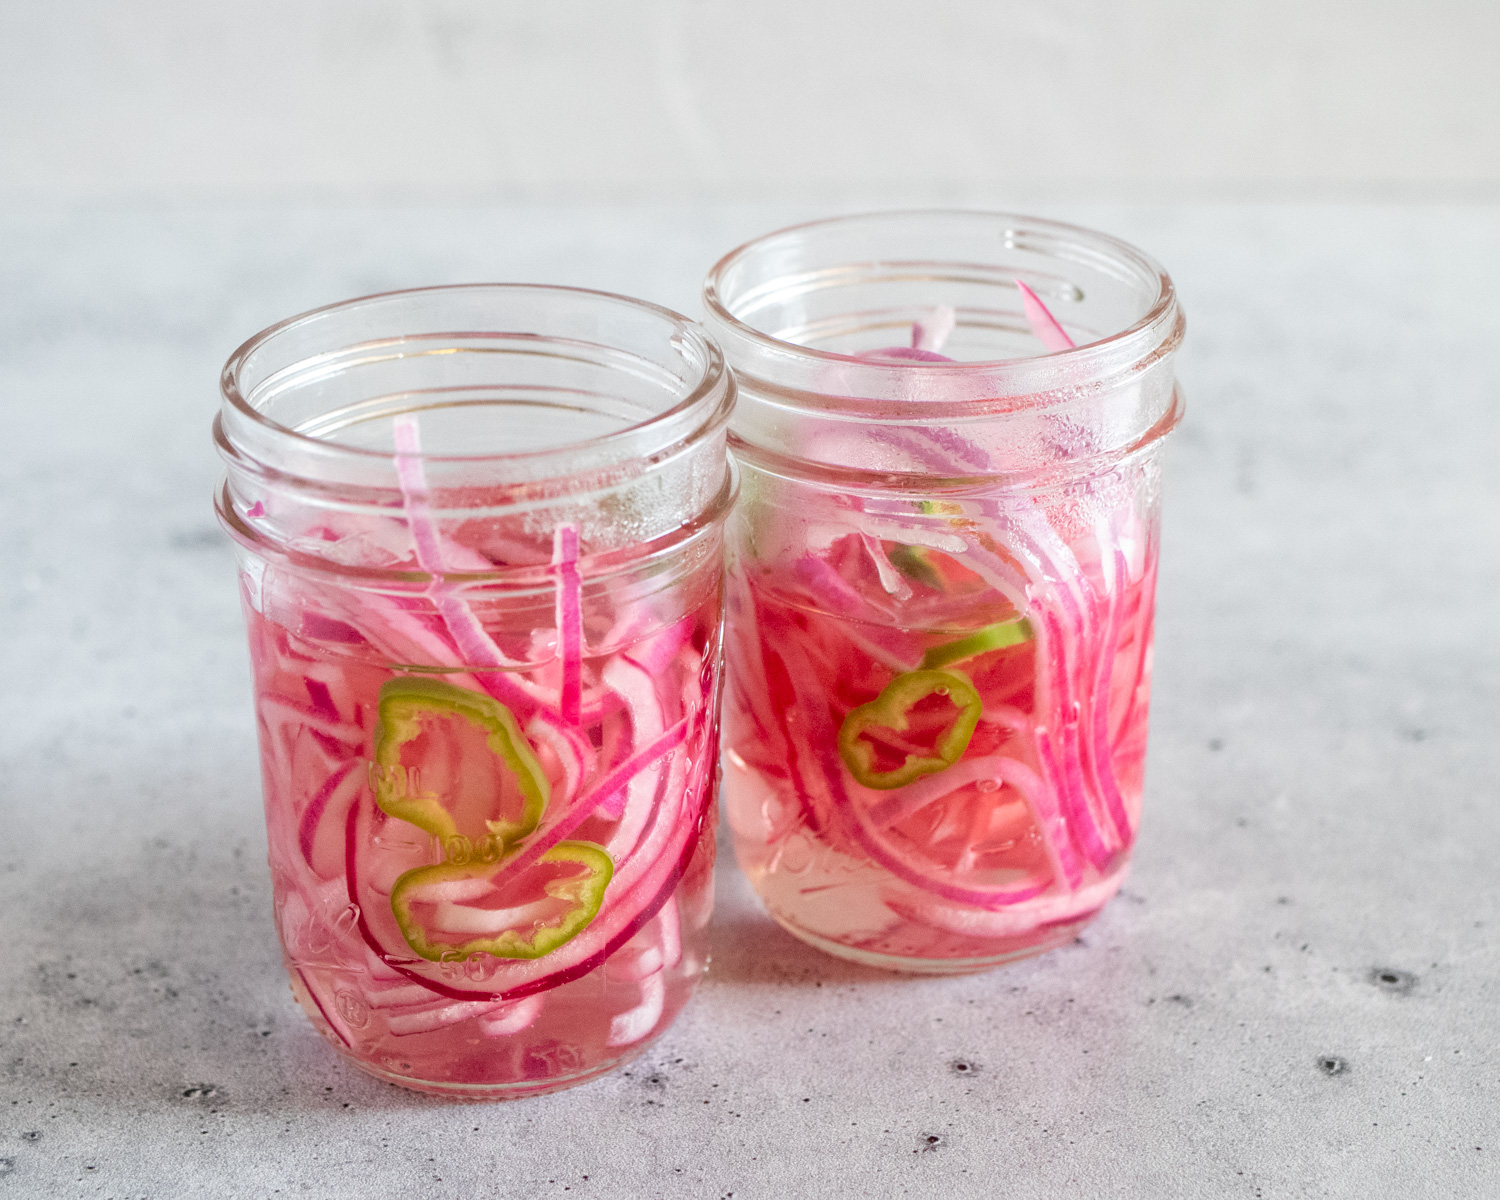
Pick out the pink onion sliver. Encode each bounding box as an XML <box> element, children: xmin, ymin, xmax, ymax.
<box><xmin>821</xmin><ymin>742</ymin><xmax>1051</xmax><ymax>911</ymax></box>
<box><xmin>601</xmin><ymin>656</ymin><xmax>668</xmax><ymax>860</ymax></box>
<box><xmin>658</xmin><ymin>893</ymin><xmax>682</xmax><ymax>971</ymax></box>
<box><xmin>859</xmin><ymin>532</ymin><xmax>913</xmax><ymax>600</ymax></box>
<box><xmin>910</xmin><ymin>423</ymin><xmax>993</xmax><ymax>472</ymax></box>
<box><xmin>491</xmin><ymin>717</ymin><xmax>691</xmax><ymax>892</ymax></box>
<box><xmin>527</xmin><ymin>715</ymin><xmax>592</xmax><ymax>804</ymax></box>
<box><xmin>600</xmin><ymin>604</ymin><xmax>659</xmax><ymax>659</ymax></box>
<box><xmin>257</xmin><ymin>695</ymin><xmax>363</xmax><ymax>748</ymax></box>
<box><xmin>980</xmin><ymin>751</ymin><xmax>1080</xmax><ymax>895</ymax></box>
<box><xmin>792</xmin><ymin>552</ymin><xmax>870</xmax><ymax>616</ymax></box>
<box><xmin>386</xmin><ymin>999</ymin><xmax>513</xmax><ymax>1037</ymax></box>
<box><xmin>552</xmin><ymin>524</ymin><xmax>583</xmax><ymax>726</ymax></box>
<box><xmin>980</xmin><ymin>704</ymin><xmax>1032</xmax><ymax>736</ymax></box>
<box><xmin>1038</xmin><ymin>609</ymin><xmax>1113</xmax><ymax>873</ymax></box>
<box><xmin>1114</xmin><ymin>540</ymin><xmax>1159</xmax><ymax>753</ymax></box>
<box><xmin>607</xmin><ymin>971</ymin><xmax>666</xmax><ymax>1048</ymax></box>
<box><xmin>303</xmin><ymin>677</ymin><xmax>341</xmax><ymax>723</ymax></box>
<box><xmin>604</xmin><ymin>942</ymin><xmax>664</xmax><ymax>983</ymax></box>
<box><xmin>866</xmin><ymin>757</ymin><xmax>1021</xmax><ymax>830</ymax></box>
<box><xmin>864</xmin><ymin>426</ymin><xmax>957</xmax><ymax>473</ymax></box>
<box><xmin>1032</xmin><ymin>728</ymin><xmax>1085</xmax><ymax>891</ymax></box>
<box><xmin>623</xmin><ymin>616</ymin><xmax>694</xmax><ymax>678</ymax></box>
<box><xmin>1016</xmin><ymin>279</ymin><xmax>1076</xmax><ymax>352</ymax></box>
<box><xmin>850</xmin><ymin>807</ymin><xmax>1049</xmax><ymax>909</ymax></box>
<box><xmin>391</xmin><ymin>416</ymin><xmax>448</xmax><ymax>575</ymax></box>
<box><xmin>789</xmin><ymin>554</ymin><xmax>918</xmax><ymax>668</ymax></box>
<box><xmin>319</xmin><ymin>579</ymin><xmax>540</xmax><ymax>720</ymax></box>
<box><xmin>1087</xmin><ymin>551</ymin><xmax>1133</xmax><ymax>848</ymax></box>
<box><xmin>887</xmin><ymin>871</ymin><xmax>1123</xmax><ymax>940</ymax></box>
<box><xmin>297</xmin><ymin>758</ymin><xmax>360</xmax><ymax>876</ymax></box>
<box><xmin>478</xmin><ymin>995</ymin><xmax>543</xmax><ymax>1037</ymax></box>
<box><xmin>592</xmin><ymin>718</ymin><xmax>690</xmax><ymax>821</ymax></box>
<box><xmin>859</xmin><ymin>345</ymin><xmax>954</xmax><ymax>363</ymax></box>
<box><xmin>912</xmin><ymin>304</ymin><xmax>957</xmax><ymax>353</ymax></box>
<box><xmin>363</xmin><ymin>981</ymin><xmax>443</xmax><ymax>1010</ymax></box>
<box><xmin>604</xmin><ymin>654</ymin><xmax>666</xmax><ymax>745</ymax></box>
<box><xmin>391</xmin><ymin>415</ymin><xmax>528</xmax><ymax>672</ymax></box>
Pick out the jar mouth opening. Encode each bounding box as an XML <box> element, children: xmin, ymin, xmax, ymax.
<box><xmin>703</xmin><ymin>209</ymin><xmax>1180</xmax><ymax>404</ymax></box>
<box><xmin>220</xmin><ymin>283</ymin><xmax>729</xmax><ymax>470</ymax></box>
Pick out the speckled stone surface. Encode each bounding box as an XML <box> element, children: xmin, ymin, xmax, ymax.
<box><xmin>1</xmin><ymin>204</ymin><xmax>1496</xmax><ymax>1198</ymax></box>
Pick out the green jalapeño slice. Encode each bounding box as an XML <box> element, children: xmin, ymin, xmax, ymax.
<box><xmin>371</xmin><ymin>677</ymin><xmax>549</xmax><ymax>851</ymax></box>
<box><xmin>390</xmin><ymin>841</ymin><xmax>615</xmax><ymax>962</ymax></box>
<box><xmin>837</xmin><ymin>669</ymin><xmax>983</xmax><ymax>790</ymax></box>
<box><xmin>919</xmin><ymin>617</ymin><xmax>1033</xmax><ymax>670</ymax></box>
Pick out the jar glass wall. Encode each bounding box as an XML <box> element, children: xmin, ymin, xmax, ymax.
<box><xmin>216</xmin><ymin>285</ymin><xmax>735</xmax><ymax>1096</ymax></box>
<box><xmin>703</xmin><ymin>212</ymin><xmax>1184</xmax><ymax>973</ymax></box>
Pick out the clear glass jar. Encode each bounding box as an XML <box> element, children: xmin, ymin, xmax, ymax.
<box><xmin>215</xmin><ymin>285</ymin><xmax>735</xmax><ymax>1096</ymax></box>
<box><xmin>703</xmin><ymin>211</ymin><xmax>1184</xmax><ymax>973</ymax></box>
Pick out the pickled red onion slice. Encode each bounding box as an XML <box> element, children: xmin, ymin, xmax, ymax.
<box><xmin>1016</xmin><ymin>279</ymin><xmax>1076</xmax><ymax>352</ymax></box>
<box><xmin>552</xmin><ymin>524</ymin><xmax>583</xmax><ymax>726</ymax></box>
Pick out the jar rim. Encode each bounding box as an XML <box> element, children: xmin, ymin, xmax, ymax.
<box><xmin>702</xmin><ymin>209</ymin><xmax>1182</xmax><ymax>413</ymax></box>
<box><xmin>219</xmin><ymin>282</ymin><xmax>730</xmax><ymax>469</ymax></box>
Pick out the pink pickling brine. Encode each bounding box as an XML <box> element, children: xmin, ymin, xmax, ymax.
<box><xmin>704</xmin><ymin>212</ymin><xmax>1185</xmax><ymax>972</ymax></box>
<box><xmin>217</xmin><ymin>285</ymin><xmax>734</xmax><ymax>1096</ymax></box>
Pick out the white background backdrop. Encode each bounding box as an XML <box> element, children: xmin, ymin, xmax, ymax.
<box><xmin>2</xmin><ymin>0</ymin><xmax>1495</xmax><ymax>204</ymax></box>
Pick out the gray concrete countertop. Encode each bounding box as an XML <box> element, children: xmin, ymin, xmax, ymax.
<box><xmin>1</xmin><ymin>203</ymin><xmax>1496</xmax><ymax>1198</ymax></box>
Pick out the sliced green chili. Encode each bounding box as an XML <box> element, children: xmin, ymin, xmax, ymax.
<box><xmin>390</xmin><ymin>841</ymin><xmax>614</xmax><ymax>962</ymax></box>
<box><xmin>837</xmin><ymin>669</ymin><xmax>983</xmax><ymax>791</ymax></box>
<box><xmin>371</xmin><ymin>676</ymin><xmax>549</xmax><ymax>848</ymax></box>
<box><xmin>919</xmin><ymin>617</ymin><xmax>1034</xmax><ymax>670</ymax></box>
<box><xmin>887</xmin><ymin>544</ymin><xmax>943</xmax><ymax>590</ymax></box>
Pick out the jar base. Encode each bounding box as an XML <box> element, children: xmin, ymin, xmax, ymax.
<box><xmin>330</xmin><ymin>1040</ymin><xmax>651</xmax><ymax>1101</ymax></box>
<box><xmin>765</xmin><ymin>908</ymin><xmax>1089</xmax><ymax>975</ymax></box>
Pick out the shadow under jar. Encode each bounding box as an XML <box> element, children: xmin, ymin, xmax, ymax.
<box><xmin>703</xmin><ymin>211</ymin><xmax>1185</xmax><ymax>973</ymax></box>
<box><xmin>215</xmin><ymin>285</ymin><xmax>735</xmax><ymax>1096</ymax></box>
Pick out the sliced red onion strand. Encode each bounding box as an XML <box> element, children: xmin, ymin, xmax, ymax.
<box><xmin>552</xmin><ymin>523</ymin><xmax>583</xmax><ymax>726</ymax></box>
<box><xmin>478</xmin><ymin>994</ymin><xmax>543</xmax><ymax>1037</ymax></box>
<box><xmin>820</xmin><ymin>741</ymin><xmax>1050</xmax><ymax>910</ymax></box>
<box><xmin>1039</xmin><ymin>610</ymin><xmax>1113</xmax><ymax>872</ymax></box>
<box><xmin>1016</xmin><ymin>279</ymin><xmax>1076</xmax><ymax>352</ymax></box>
<box><xmin>527</xmin><ymin>715</ymin><xmax>592</xmax><ymax>804</ymax></box>
<box><xmin>607</xmin><ymin>971</ymin><xmax>665</xmax><ymax>1047</ymax></box>
<box><xmin>622</xmin><ymin>616</ymin><xmax>693</xmax><ymax>677</ymax></box>
<box><xmin>297</xmin><ymin>758</ymin><xmax>360</xmax><ymax>873</ymax></box>
<box><xmin>303</xmin><ymin>677</ymin><xmax>341</xmax><ymax>722</ymax></box>
<box><xmin>1031</xmin><ymin>726</ymin><xmax>1085</xmax><ymax>890</ymax></box>
<box><xmin>1085</xmin><ymin>550</ymin><xmax>1133</xmax><ymax>848</ymax></box>
<box><xmin>386</xmin><ymin>998</ymin><xmax>515</xmax><ymax>1037</ymax></box>
<box><xmin>391</xmin><ymin>415</ymin><xmax>528</xmax><ymax>674</ymax></box>
<box><xmin>859</xmin><ymin>532</ymin><xmax>913</xmax><ymax>600</ymax></box>
<box><xmin>492</xmin><ymin>716</ymin><xmax>692</xmax><ymax>888</ymax></box>
<box><xmin>391</xmin><ymin>416</ymin><xmax>447</xmax><ymax>573</ymax></box>
<box><xmin>658</xmin><ymin>893</ymin><xmax>683</xmax><ymax>971</ymax></box>
<box><xmin>912</xmin><ymin>304</ymin><xmax>957</xmax><ymax>353</ymax></box>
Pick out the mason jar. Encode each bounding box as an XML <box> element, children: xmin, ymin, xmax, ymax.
<box><xmin>215</xmin><ymin>285</ymin><xmax>735</xmax><ymax>1096</ymax></box>
<box><xmin>703</xmin><ymin>211</ymin><xmax>1184</xmax><ymax>973</ymax></box>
